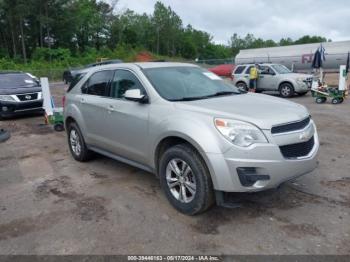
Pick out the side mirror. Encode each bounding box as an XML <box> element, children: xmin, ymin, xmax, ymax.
<box><xmin>124</xmin><ymin>89</ymin><xmax>148</xmax><ymax>103</ymax></box>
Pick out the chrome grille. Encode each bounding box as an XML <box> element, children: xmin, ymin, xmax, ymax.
<box><xmin>271</xmin><ymin>117</ymin><xmax>311</xmax><ymax>134</ymax></box>
<box><xmin>16</xmin><ymin>93</ymin><xmax>38</xmax><ymax>101</ymax></box>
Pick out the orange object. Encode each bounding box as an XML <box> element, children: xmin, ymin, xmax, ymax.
<box><xmin>136</xmin><ymin>52</ymin><xmax>154</xmax><ymax>62</ymax></box>
<box><xmin>215</xmin><ymin>119</ymin><xmax>226</xmax><ymax>127</ymax></box>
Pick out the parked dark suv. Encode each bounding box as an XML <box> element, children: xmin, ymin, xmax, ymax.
<box><xmin>0</xmin><ymin>72</ymin><xmax>43</xmax><ymax>119</ymax></box>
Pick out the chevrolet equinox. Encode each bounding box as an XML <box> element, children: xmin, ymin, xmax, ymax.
<box><xmin>64</xmin><ymin>62</ymin><xmax>319</xmax><ymax>215</ymax></box>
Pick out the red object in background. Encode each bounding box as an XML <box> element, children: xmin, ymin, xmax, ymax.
<box><xmin>136</xmin><ymin>52</ymin><xmax>154</xmax><ymax>62</ymax></box>
<box><xmin>208</xmin><ymin>64</ymin><xmax>235</xmax><ymax>79</ymax></box>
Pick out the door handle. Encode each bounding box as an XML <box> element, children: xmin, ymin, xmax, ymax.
<box><xmin>107</xmin><ymin>105</ymin><xmax>117</xmax><ymax>113</ymax></box>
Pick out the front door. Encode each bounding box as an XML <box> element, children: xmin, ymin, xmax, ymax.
<box><xmin>258</xmin><ymin>66</ymin><xmax>278</xmax><ymax>91</ymax></box>
<box><xmin>103</xmin><ymin>69</ymin><xmax>150</xmax><ymax>165</ymax></box>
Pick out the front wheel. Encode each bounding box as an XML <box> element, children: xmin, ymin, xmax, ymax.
<box><xmin>236</xmin><ymin>82</ymin><xmax>248</xmax><ymax>92</ymax></box>
<box><xmin>159</xmin><ymin>144</ymin><xmax>214</xmax><ymax>215</ymax></box>
<box><xmin>279</xmin><ymin>83</ymin><xmax>294</xmax><ymax>98</ymax></box>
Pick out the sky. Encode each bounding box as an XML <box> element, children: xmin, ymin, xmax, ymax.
<box><xmin>113</xmin><ymin>0</ymin><xmax>350</xmax><ymax>44</ymax></box>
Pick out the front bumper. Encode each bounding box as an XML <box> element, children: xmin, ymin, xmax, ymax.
<box><xmin>0</xmin><ymin>100</ymin><xmax>44</xmax><ymax>117</ymax></box>
<box><xmin>295</xmin><ymin>81</ymin><xmax>312</xmax><ymax>92</ymax></box>
<box><xmin>206</xmin><ymin>123</ymin><xmax>319</xmax><ymax>192</ymax></box>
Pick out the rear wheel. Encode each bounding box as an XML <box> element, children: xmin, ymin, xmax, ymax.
<box><xmin>67</xmin><ymin>122</ymin><xmax>93</xmax><ymax>161</ymax></box>
<box><xmin>332</xmin><ymin>98</ymin><xmax>341</xmax><ymax>104</ymax></box>
<box><xmin>159</xmin><ymin>144</ymin><xmax>214</xmax><ymax>215</ymax></box>
<box><xmin>279</xmin><ymin>83</ymin><xmax>294</xmax><ymax>98</ymax></box>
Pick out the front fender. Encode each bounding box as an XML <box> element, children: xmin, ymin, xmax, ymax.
<box><xmin>278</xmin><ymin>78</ymin><xmax>297</xmax><ymax>89</ymax></box>
<box><xmin>150</xmin><ymin>115</ymin><xmax>232</xmax><ymax>189</ymax></box>
<box><xmin>150</xmin><ymin>114</ymin><xmax>231</xmax><ymax>161</ymax></box>
<box><xmin>153</xmin><ymin>116</ymin><xmax>231</xmax><ymax>154</ymax></box>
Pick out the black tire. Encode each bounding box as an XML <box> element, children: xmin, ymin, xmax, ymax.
<box><xmin>236</xmin><ymin>82</ymin><xmax>248</xmax><ymax>92</ymax></box>
<box><xmin>279</xmin><ymin>83</ymin><xmax>294</xmax><ymax>98</ymax></box>
<box><xmin>54</xmin><ymin>123</ymin><xmax>65</xmax><ymax>132</ymax></box>
<box><xmin>159</xmin><ymin>144</ymin><xmax>214</xmax><ymax>215</ymax></box>
<box><xmin>0</xmin><ymin>129</ymin><xmax>10</xmax><ymax>143</ymax></box>
<box><xmin>298</xmin><ymin>91</ymin><xmax>308</xmax><ymax>96</ymax></box>
<box><xmin>67</xmin><ymin>122</ymin><xmax>93</xmax><ymax>162</ymax></box>
<box><xmin>315</xmin><ymin>97</ymin><xmax>326</xmax><ymax>104</ymax></box>
<box><xmin>332</xmin><ymin>98</ymin><xmax>340</xmax><ymax>104</ymax></box>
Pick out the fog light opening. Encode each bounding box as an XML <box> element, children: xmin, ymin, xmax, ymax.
<box><xmin>237</xmin><ymin>167</ymin><xmax>270</xmax><ymax>187</ymax></box>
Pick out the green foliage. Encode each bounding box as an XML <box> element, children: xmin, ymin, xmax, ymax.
<box><xmin>294</xmin><ymin>35</ymin><xmax>328</xmax><ymax>45</ymax></box>
<box><xmin>0</xmin><ymin>0</ymin><xmax>331</xmax><ymax>72</ymax></box>
<box><xmin>31</xmin><ymin>48</ymin><xmax>72</xmax><ymax>62</ymax></box>
<box><xmin>229</xmin><ymin>33</ymin><xmax>329</xmax><ymax>57</ymax></box>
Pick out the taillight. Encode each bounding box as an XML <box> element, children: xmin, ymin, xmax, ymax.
<box><xmin>62</xmin><ymin>95</ymin><xmax>66</xmax><ymax>108</ymax></box>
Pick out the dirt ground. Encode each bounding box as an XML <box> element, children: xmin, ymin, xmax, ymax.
<box><xmin>0</xmin><ymin>82</ymin><xmax>349</xmax><ymax>255</ymax></box>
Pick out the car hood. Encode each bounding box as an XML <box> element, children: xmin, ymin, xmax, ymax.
<box><xmin>285</xmin><ymin>73</ymin><xmax>313</xmax><ymax>80</ymax></box>
<box><xmin>174</xmin><ymin>93</ymin><xmax>309</xmax><ymax>130</ymax></box>
<box><xmin>0</xmin><ymin>86</ymin><xmax>42</xmax><ymax>95</ymax></box>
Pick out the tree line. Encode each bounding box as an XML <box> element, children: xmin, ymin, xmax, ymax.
<box><xmin>0</xmin><ymin>0</ymin><xmax>330</xmax><ymax>64</ymax></box>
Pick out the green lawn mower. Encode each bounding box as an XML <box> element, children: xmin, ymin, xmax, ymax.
<box><xmin>311</xmin><ymin>87</ymin><xmax>346</xmax><ymax>104</ymax></box>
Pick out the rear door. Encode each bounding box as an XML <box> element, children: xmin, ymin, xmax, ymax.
<box><xmin>103</xmin><ymin>69</ymin><xmax>150</xmax><ymax>164</ymax></box>
<box><xmin>78</xmin><ymin>70</ymin><xmax>114</xmax><ymax>148</ymax></box>
<box><xmin>233</xmin><ymin>65</ymin><xmax>248</xmax><ymax>84</ymax></box>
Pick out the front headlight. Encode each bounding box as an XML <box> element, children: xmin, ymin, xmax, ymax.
<box><xmin>0</xmin><ymin>95</ymin><xmax>16</xmax><ymax>102</ymax></box>
<box><xmin>214</xmin><ymin>118</ymin><xmax>268</xmax><ymax>147</ymax></box>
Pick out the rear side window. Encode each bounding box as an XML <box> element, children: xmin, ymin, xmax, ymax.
<box><xmin>234</xmin><ymin>66</ymin><xmax>245</xmax><ymax>74</ymax></box>
<box><xmin>82</xmin><ymin>70</ymin><xmax>114</xmax><ymax>96</ymax></box>
<box><xmin>110</xmin><ymin>70</ymin><xmax>146</xmax><ymax>99</ymax></box>
<box><xmin>67</xmin><ymin>73</ymin><xmax>86</xmax><ymax>92</ymax></box>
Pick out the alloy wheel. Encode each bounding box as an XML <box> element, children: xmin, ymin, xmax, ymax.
<box><xmin>166</xmin><ymin>158</ymin><xmax>196</xmax><ymax>203</ymax></box>
<box><xmin>280</xmin><ymin>85</ymin><xmax>291</xmax><ymax>97</ymax></box>
<box><xmin>70</xmin><ymin>129</ymin><xmax>81</xmax><ymax>156</ymax></box>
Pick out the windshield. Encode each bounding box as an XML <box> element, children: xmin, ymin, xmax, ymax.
<box><xmin>144</xmin><ymin>67</ymin><xmax>241</xmax><ymax>101</ymax></box>
<box><xmin>0</xmin><ymin>73</ymin><xmax>39</xmax><ymax>89</ymax></box>
<box><xmin>271</xmin><ymin>64</ymin><xmax>291</xmax><ymax>74</ymax></box>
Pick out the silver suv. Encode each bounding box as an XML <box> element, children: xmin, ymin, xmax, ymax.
<box><xmin>232</xmin><ymin>63</ymin><xmax>313</xmax><ymax>97</ymax></box>
<box><xmin>64</xmin><ymin>62</ymin><xmax>319</xmax><ymax>215</ymax></box>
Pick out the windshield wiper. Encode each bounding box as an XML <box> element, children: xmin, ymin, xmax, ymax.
<box><xmin>169</xmin><ymin>91</ymin><xmax>241</xmax><ymax>102</ymax></box>
<box><xmin>205</xmin><ymin>91</ymin><xmax>241</xmax><ymax>97</ymax></box>
<box><xmin>169</xmin><ymin>96</ymin><xmax>209</xmax><ymax>101</ymax></box>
